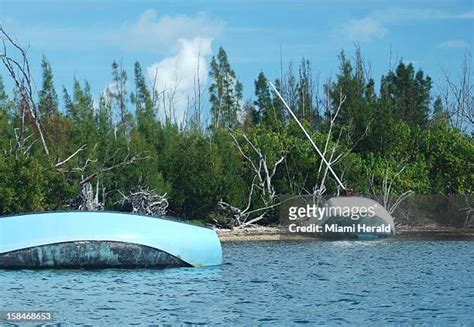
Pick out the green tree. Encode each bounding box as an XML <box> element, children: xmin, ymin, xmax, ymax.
<box><xmin>38</xmin><ymin>56</ymin><xmax>68</xmax><ymax>157</ymax></box>
<box><xmin>38</xmin><ymin>56</ymin><xmax>59</xmax><ymax>118</ymax></box>
<box><xmin>64</xmin><ymin>79</ymin><xmax>96</xmax><ymax>145</ymax></box>
<box><xmin>0</xmin><ymin>154</ymin><xmax>72</xmax><ymax>214</ymax></box>
<box><xmin>431</xmin><ymin>96</ymin><xmax>450</xmax><ymax>126</ymax></box>
<box><xmin>0</xmin><ymin>75</ymin><xmax>13</xmax><ymax>149</ymax></box>
<box><xmin>254</xmin><ymin>72</ymin><xmax>271</xmax><ymax>121</ymax></box>
<box><xmin>380</xmin><ymin>61</ymin><xmax>432</xmax><ymax>128</ymax></box>
<box><xmin>328</xmin><ymin>49</ymin><xmax>376</xmax><ymax>154</ymax></box>
<box><xmin>421</xmin><ymin>125</ymin><xmax>473</xmax><ymax>194</ymax></box>
<box><xmin>255</xmin><ymin>72</ymin><xmax>286</xmax><ymax>127</ymax></box>
<box><xmin>209</xmin><ymin>47</ymin><xmax>243</xmax><ymax>129</ymax></box>
<box><xmin>132</xmin><ymin>61</ymin><xmax>157</xmax><ymax>141</ymax></box>
<box><xmin>242</xmin><ymin>100</ymin><xmax>259</xmax><ymax>131</ymax></box>
<box><xmin>297</xmin><ymin>59</ymin><xmax>319</xmax><ymax>127</ymax></box>
<box><xmin>109</xmin><ymin>60</ymin><xmax>131</xmax><ymax>132</ymax></box>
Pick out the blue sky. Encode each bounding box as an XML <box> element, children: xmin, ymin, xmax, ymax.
<box><xmin>0</xmin><ymin>0</ymin><xmax>472</xmax><ymax>120</ymax></box>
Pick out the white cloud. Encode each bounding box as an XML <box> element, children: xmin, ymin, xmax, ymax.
<box><xmin>341</xmin><ymin>8</ymin><xmax>473</xmax><ymax>42</ymax></box>
<box><xmin>3</xmin><ymin>10</ymin><xmax>221</xmax><ymax>124</ymax></box>
<box><xmin>147</xmin><ymin>37</ymin><xmax>212</xmax><ymax>123</ymax></box>
<box><xmin>108</xmin><ymin>10</ymin><xmax>220</xmax><ymax>123</ymax></box>
<box><xmin>438</xmin><ymin>39</ymin><xmax>469</xmax><ymax>49</ymax></box>
<box><xmin>2</xmin><ymin>9</ymin><xmax>223</xmax><ymax>55</ymax></box>
<box><xmin>105</xmin><ymin>9</ymin><xmax>221</xmax><ymax>123</ymax></box>
<box><xmin>112</xmin><ymin>9</ymin><xmax>222</xmax><ymax>54</ymax></box>
<box><xmin>342</xmin><ymin>18</ymin><xmax>387</xmax><ymax>42</ymax></box>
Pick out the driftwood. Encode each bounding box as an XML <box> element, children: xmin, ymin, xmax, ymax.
<box><xmin>71</xmin><ymin>181</ymin><xmax>105</xmax><ymax>211</ymax></box>
<box><xmin>118</xmin><ymin>188</ymin><xmax>168</xmax><ymax>216</ymax></box>
<box><xmin>217</xmin><ymin>200</ymin><xmax>244</xmax><ymax>228</ymax></box>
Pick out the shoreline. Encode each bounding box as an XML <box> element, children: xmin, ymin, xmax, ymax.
<box><xmin>216</xmin><ymin>225</ymin><xmax>474</xmax><ymax>242</ymax></box>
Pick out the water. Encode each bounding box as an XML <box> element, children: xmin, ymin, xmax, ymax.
<box><xmin>1</xmin><ymin>239</ymin><xmax>473</xmax><ymax>325</ymax></box>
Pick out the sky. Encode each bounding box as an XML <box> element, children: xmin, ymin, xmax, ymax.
<box><xmin>0</xmin><ymin>0</ymin><xmax>472</xmax><ymax>121</ymax></box>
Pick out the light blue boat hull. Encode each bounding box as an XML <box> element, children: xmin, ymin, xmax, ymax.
<box><xmin>0</xmin><ymin>212</ymin><xmax>222</xmax><ymax>269</ymax></box>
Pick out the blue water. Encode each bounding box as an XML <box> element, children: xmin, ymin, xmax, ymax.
<box><xmin>1</xmin><ymin>240</ymin><xmax>473</xmax><ymax>325</ymax></box>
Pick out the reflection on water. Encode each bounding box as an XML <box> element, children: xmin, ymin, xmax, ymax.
<box><xmin>1</xmin><ymin>240</ymin><xmax>473</xmax><ymax>325</ymax></box>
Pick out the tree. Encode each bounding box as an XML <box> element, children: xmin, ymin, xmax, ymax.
<box><xmin>209</xmin><ymin>47</ymin><xmax>242</xmax><ymax>129</ymax></box>
<box><xmin>132</xmin><ymin>61</ymin><xmax>157</xmax><ymax>141</ymax></box>
<box><xmin>37</xmin><ymin>56</ymin><xmax>69</xmax><ymax>158</ymax></box>
<box><xmin>132</xmin><ymin>61</ymin><xmax>151</xmax><ymax>109</ymax></box>
<box><xmin>431</xmin><ymin>96</ymin><xmax>450</xmax><ymax>126</ymax></box>
<box><xmin>441</xmin><ymin>51</ymin><xmax>473</xmax><ymax>131</ymax></box>
<box><xmin>0</xmin><ymin>26</ymin><xmax>473</xmax><ymax>227</ymax></box>
<box><xmin>38</xmin><ymin>56</ymin><xmax>59</xmax><ymax>119</ymax></box>
<box><xmin>254</xmin><ymin>72</ymin><xmax>287</xmax><ymax>127</ymax></box>
<box><xmin>0</xmin><ymin>75</ymin><xmax>14</xmax><ymax>151</ymax></box>
<box><xmin>64</xmin><ymin>79</ymin><xmax>96</xmax><ymax>147</ymax></box>
<box><xmin>328</xmin><ymin>49</ymin><xmax>376</xmax><ymax>154</ymax></box>
<box><xmin>242</xmin><ymin>100</ymin><xmax>259</xmax><ymax>131</ymax></box>
<box><xmin>268</xmin><ymin>78</ymin><xmax>287</xmax><ymax>125</ymax></box>
<box><xmin>109</xmin><ymin>60</ymin><xmax>131</xmax><ymax>132</ymax></box>
<box><xmin>381</xmin><ymin>61</ymin><xmax>432</xmax><ymax>128</ymax></box>
<box><xmin>254</xmin><ymin>72</ymin><xmax>271</xmax><ymax>122</ymax></box>
<box><xmin>218</xmin><ymin>127</ymin><xmax>285</xmax><ymax>228</ymax></box>
<box><xmin>297</xmin><ymin>59</ymin><xmax>319</xmax><ymax>127</ymax></box>
<box><xmin>0</xmin><ymin>154</ymin><xmax>72</xmax><ymax>214</ymax></box>
<box><xmin>421</xmin><ymin>125</ymin><xmax>473</xmax><ymax>194</ymax></box>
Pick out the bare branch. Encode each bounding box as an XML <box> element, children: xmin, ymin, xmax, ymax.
<box><xmin>117</xmin><ymin>187</ymin><xmax>169</xmax><ymax>216</ymax></box>
<box><xmin>368</xmin><ymin>165</ymin><xmax>413</xmax><ymax>215</ymax></box>
<box><xmin>0</xmin><ymin>27</ymin><xmax>50</xmax><ymax>155</ymax></box>
<box><xmin>218</xmin><ymin>130</ymin><xmax>285</xmax><ymax>228</ymax></box>
<box><xmin>80</xmin><ymin>153</ymin><xmax>150</xmax><ymax>185</ymax></box>
<box><xmin>55</xmin><ymin>144</ymin><xmax>88</xmax><ymax>168</ymax></box>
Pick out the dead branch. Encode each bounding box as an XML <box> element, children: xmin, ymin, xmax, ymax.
<box><xmin>314</xmin><ymin>88</ymin><xmax>346</xmax><ymax>194</ymax></box>
<box><xmin>9</xmin><ymin>128</ymin><xmax>37</xmax><ymax>158</ymax></box>
<box><xmin>441</xmin><ymin>51</ymin><xmax>473</xmax><ymax>131</ymax></box>
<box><xmin>117</xmin><ymin>187</ymin><xmax>168</xmax><ymax>216</ymax></box>
<box><xmin>71</xmin><ymin>180</ymin><xmax>104</xmax><ymax>211</ymax></box>
<box><xmin>80</xmin><ymin>152</ymin><xmax>150</xmax><ymax>185</ymax></box>
<box><xmin>270</xmin><ymin>81</ymin><xmax>347</xmax><ymax>192</ymax></box>
<box><xmin>54</xmin><ymin>144</ymin><xmax>87</xmax><ymax>167</ymax></box>
<box><xmin>368</xmin><ymin>165</ymin><xmax>413</xmax><ymax>215</ymax></box>
<box><xmin>314</xmin><ymin>87</ymin><xmax>370</xmax><ymax>196</ymax></box>
<box><xmin>217</xmin><ymin>129</ymin><xmax>285</xmax><ymax>228</ymax></box>
<box><xmin>0</xmin><ymin>27</ymin><xmax>49</xmax><ymax>156</ymax></box>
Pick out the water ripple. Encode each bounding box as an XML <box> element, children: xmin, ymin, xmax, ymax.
<box><xmin>0</xmin><ymin>240</ymin><xmax>473</xmax><ymax>325</ymax></box>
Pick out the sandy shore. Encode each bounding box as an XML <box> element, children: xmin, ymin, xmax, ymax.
<box><xmin>215</xmin><ymin>225</ymin><xmax>474</xmax><ymax>242</ymax></box>
<box><xmin>216</xmin><ymin>226</ymin><xmax>283</xmax><ymax>242</ymax></box>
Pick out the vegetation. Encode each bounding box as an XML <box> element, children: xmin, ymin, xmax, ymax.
<box><xmin>0</xmin><ymin>30</ymin><xmax>472</xmax><ymax>226</ymax></box>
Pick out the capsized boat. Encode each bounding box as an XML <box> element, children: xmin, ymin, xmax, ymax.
<box><xmin>0</xmin><ymin>212</ymin><xmax>222</xmax><ymax>269</ymax></box>
<box><xmin>318</xmin><ymin>196</ymin><xmax>396</xmax><ymax>240</ymax></box>
<box><xmin>270</xmin><ymin>82</ymin><xmax>396</xmax><ymax>240</ymax></box>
